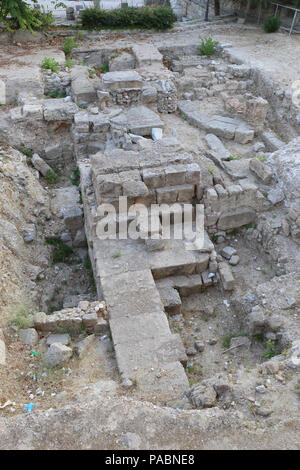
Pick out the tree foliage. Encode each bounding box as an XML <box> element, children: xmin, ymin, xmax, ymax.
<box><xmin>0</xmin><ymin>0</ymin><xmax>42</xmax><ymax>31</ymax></box>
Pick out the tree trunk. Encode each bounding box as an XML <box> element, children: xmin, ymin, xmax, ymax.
<box><xmin>205</xmin><ymin>0</ymin><xmax>210</xmax><ymax>21</ymax></box>
<box><xmin>214</xmin><ymin>0</ymin><xmax>220</xmax><ymax>16</ymax></box>
<box><xmin>244</xmin><ymin>0</ymin><xmax>251</xmax><ymax>20</ymax></box>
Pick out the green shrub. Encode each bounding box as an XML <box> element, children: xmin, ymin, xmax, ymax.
<box><xmin>32</xmin><ymin>7</ymin><xmax>55</xmax><ymax>30</ymax></box>
<box><xmin>45</xmin><ymin>237</ymin><xmax>73</xmax><ymax>263</ymax></box>
<box><xmin>64</xmin><ymin>58</ymin><xmax>75</xmax><ymax>69</ymax></box>
<box><xmin>0</xmin><ymin>0</ymin><xmax>42</xmax><ymax>31</ymax></box>
<box><xmin>15</xmin><ymin>146</ymin><xmax>33</xmax><ymax>156</ymax></box>
<box><xmin>199</xmin><ymin>36</ymin><xmax>219</xmax><ymax>57</ymax></box>
<box><xmin>68</xmin><ymin>167</ymin><xmax>80</xmax><ymax>186</ymax></box>
<box><xmin>264</xmin><ymin>14</ymin><xmax>281</xmax><ymax>33</ymax></box>
<box><xmin>80</xmin><ymin>6</ymin><xmax>177</xmax><ymax>31</ymax></box>
<box><xmin>45</xmin><ymin>168</ymin><xmax>59</xmax><ymax>184</ymax></box>
<box><xmin>45</xmin><ymin>89</ymin><xmax>66</xmax><ymax>99</ymax></box>
<box><xmin>42</xmin><ymin>57</ymin><xmax>59</xmax><ymax>73</ymax></box>
<box><xmin>100</xmin><ymin>62</ymin><xmax>109</xmax><ymax>74</ymax></box>
<box><xmin>63</xmin><ymin>36</ymin><xmax>79</xmax><ymax>55</ymax></box>
<box><xmin>10</xmin><ymin>303</ymin><xmax>34</xmax><ymax>329</ymax></box>
<box><xmin>263</xmin><ymin>339</ymin><xmax>280</xmax><ymax>359</ymax></box>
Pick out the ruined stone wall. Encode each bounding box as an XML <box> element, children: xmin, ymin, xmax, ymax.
<box><xmin>0</xmin><ymin>147</ymin><xmax>49</xmax><ymax>318</ymax></box>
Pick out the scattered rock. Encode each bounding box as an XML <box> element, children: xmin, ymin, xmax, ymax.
<box><xmin>74</xmin><ymin>334</ymin><xmax>95</xmax><ymax>359</ymax></box>
<box><xmin>19</xmin><ymin>328</ymin><xmax>39</xmax><ymax>346</ymax></box>
<box><xmin>188</xmin><ymin>383</ymin><xmax>217</xmax><ymax>409</ymax></box>
<box><xmin>121</xmin><ymin>379</ymin><xmax>133</xmax><ymax>389</ymax></box>
<box><xmin>44</xmin><ymin>343</ymin><xmax>73</xmax><ymax>367</ymax></box>
<box><xmin>46</xmin><ymin>334</ymin><xmax>71</xmax><ymax>347</ymax></box>
<box><xmin>256</xmin><ymin>407</ymin><xmax>272</xmax><ymax>417</ymax></box>
<box><xmin>229</xmin><ymin>255</ymin><xmax>240</xmax><ymax>266</ymax></box>
<box><xmin>221</xmin><ymin>246</ymin><xmax>237</xmax><ymax>260</ymax></box>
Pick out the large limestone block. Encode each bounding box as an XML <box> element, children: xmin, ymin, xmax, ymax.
<box><xmin>110</xmin><ymin>105</ymin><xmax>163</xmax><ymax>136</ymax></box>
<box><xmin>102</xmin><ymin>71</ymin><xmax>142</xmax><ymax>91</ymax></box>
<box><xmin>217</xmin><ymin>207</ymin><xmax>256</xmax><ymax>230</ymax></box>
<box><xmin>44</xmin><ymin>99</ymin><xmax>78</xmax><ymax>122</ymax></box>
<box><xmin>44</xmin><ymin>343</ymin><xmax>73</xmax><ymax>367</ymax></box>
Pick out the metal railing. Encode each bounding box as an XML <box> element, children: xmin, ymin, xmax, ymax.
<box><xmin>270</xmin><ymin>1</ymin><xmax>300</xmax><ymax>35</ymax></box>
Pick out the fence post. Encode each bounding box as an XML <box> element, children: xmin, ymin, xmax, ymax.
<box><xmin>290</xmin><ymin>10</ymin><xmax>297</xmax><ymax>36</ymax></box>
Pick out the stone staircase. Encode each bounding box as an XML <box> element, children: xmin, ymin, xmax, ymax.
<box><xmin>79</xmin><ymin>144</ymin><xmax>217</xmax><ymax>401</ymax></box>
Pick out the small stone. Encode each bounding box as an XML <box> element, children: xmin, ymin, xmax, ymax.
<box><xmin>121</xmin><ymin>379</ymin><xmax>133</xmax><ymax>389</ymax></box>
<box><xmin>208</xmin><ymin>338</ymin><xmax>218</xmax><ymax>345</ymax></box>
<box><xmin>152</xmin><ymin>127</ymin><xmax>163</xmax><ymax>141</ymax></box>
<box><xmin>256</xmin><ymin>407</ymin><xmax>272</xmax><ymax>417</ymax></box>
<box><xmin>229</xmin><ymin>255</ymin><xmax>240</xmax><ymax>266</ymax></box>
<box><xmin>78</xmin><ymin>301</ymin><xmax>89</xmax><ymax>311</ymax></box>
<box><xmin>194</xmin><ymin>341</ymin><xmax>205</xmax><ymax>352</ymax></box>
<box><xmin>221</xmin><ymin>246</ymin><xmax>237</xmax><ymax>260</ymax></box>
<box><xmin>256</xmin><ymin>385</ymin><xmax>267</xmax><ymax>394</ymax></box>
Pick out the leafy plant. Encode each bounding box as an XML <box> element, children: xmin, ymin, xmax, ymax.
<box><xmin>263</xmin><ymin>339</ymin><xmax>280</xmax><ymax>359</ymax></box>
<box><xmin>33</xmin><ymin>7</ymin><xmax>55</xmax><ymax>29</ymax></box>
<box><xmin>80</xmin><ymin>6</ymin><xmax>176</xmax><ymax>31</ymax></box>
<box><xmin>228</xmin><ymin>154</ymin><xmax>242</xmax><ymax>161</ymax></box>
<box><xmin>264</xmin><ymin>14</ymin><xmax>281</xmax><ymax>33</ymax></box>
<box><xmin>199</xmin><ymin>36</ymin><xmax>219</xmax><ymax>57</ymax></box>
<box><xmin>45</xmin><ymin>237</ymin><xmax>73</xmax><ymax>263</ymax></box>
<box><xmin>0</xmin><ymin>0</ymin><xmax>41</xmax><ymax>31</ymax></box>
<box><xmin>88</xmin><ymin>67</ymin><xmax>97</xmax><ymax>79</ymax></box>
<box><xmin>222</xmin><ymin>333</ymin><xmax>246</xmax><ymax>349</ymax></box>
<box><xmin>68</xmin><ymin>167</ymin><xmax>80</xmax><ymax>186</ymax></box>
<box><xmin>112</xmin><ymin>250</ymin><xmax>121</xmax><ymax>258</ymax></box>
<box><xmin>45</xmin><ymin>168</ymin><xmax>59</xmax><ymax>184</ymax></box>
<box><xmin>64</xmin><ymin>58</ymin><xmax>75</xmax><ymax>69</ymax></box>
<box><xmin>100</xmin><ymin>62</ymin><xmax>109</xmax><ymax>74</ymax></box>
<box><xmin>10</xmin><ymin>303</ymin><xmax>34</xmax><ymax>329</ymax></box>
<box><xmin>42</xmin><ymin>57</ymin><xmax>60</xmax><ymax>73</ymax></box>
<box><xmin>15</xmin><ymin>146</ymin><xmax>33</xmax><ymax>156</ymax></box>
<box><xmin>63</xmin><ymin>36</ymin><xmax>79</xmax><ymax>55</ymax></box>
<box><xmin>45</xmin><ymin>89</ymin><xmax>66</xmax><ymax>99</ymax></box>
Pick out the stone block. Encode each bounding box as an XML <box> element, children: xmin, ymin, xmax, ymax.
<box><xmin>218</xmin><ymin>261</ymin><xmax>235</xmax><ymax>290</ymax></box>
<box><xmin>74</xmin><ymin>111</ymin><xmax>90</xmax><ymax>133</ymax></box>
<box><xmin>217</xmin><ymin>208</ymin><xmax>256</xmax><ymax>231</ymax></box>
<box><xmin>185</xmin><ymin>163</ymin><xmax>201</xmax><ymax>184</ymax></box>
<box><xmin>74</xmin><ymin>334</ymin><xmax>95</xmax><ymax>358</ymax></box>
<box><xmin>102</xmin><ymin>71</ymin><xmax>142</xmax><ymax>91</ymax></box>
<box><xmin>235</xmin><ymin>126</ymin><xmax>254</xmax><ymax>144</ymax></box>
<box><xmin>164</xmin><ymin>165</ymin><xmax>186</xmax><ymax>186</ymax></box>
<box><xmin>44</xmin><ymin>99</ymin><xmax>78</xmax><ymax>121</ymax></box>
<box><xmin>44</xmin><ymin>343</ymin><xmax>73</xmax><ymax>366</ymax></box>
<box><xmin>19</xmin><ymin>328</ymin><xmax>39</xmax><ymax>346</ymax></box>
<box><xmin>156</xmin><ymin>186</ymin><xmax>178</xmax><ymax>204</ymax></box>
<box><xmin>31</xmin><ymin>153</ymin><xmax>53</xmax><ymax>178</ymax></box>
<box><xmin>46</xmin><ymin>333</ymin><xmax>71</xmax><ymax>346</ymax></box>
<box><xmin>157</xmin><ymin>285</ymin><xmax>182</xmax><ymax>315</ymax></box>
<box><xmin>142</xmin><ymin>167</ymin><xmax>166</xmax><ymax>189</ymax></box>
<box><xmin>249</xmin><ymin>158</ymin><xmax>273</xmax><ymax>184</ymax></box>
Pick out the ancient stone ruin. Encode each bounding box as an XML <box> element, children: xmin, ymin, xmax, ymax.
<box><xmin>0</xmin><ymin>15</ymin><xmax>299</xmax><ymax>450</ymax></box>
